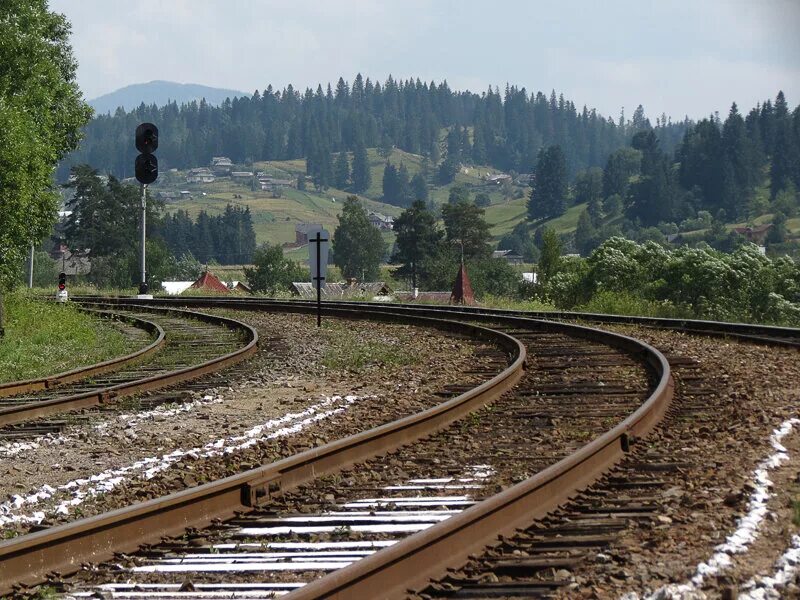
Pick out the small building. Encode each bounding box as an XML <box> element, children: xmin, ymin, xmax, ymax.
<box><xmin>486</xmin><ymin>173</ymin><xmax>512</xmax><ymax>185</ymax></box>
<box><xmin>186</xmin><ymin>168</ymin><xmax>215</xmax><ymax>184</ymax></box>
<box><xmin>492</xmin><ymin>249</ymin><xmax>524</xmax><ymax>265</ymax></box>
<box><xmin>290</xmin><ymin>281</ymin><xmax>392</xmax><ymax>300</ymax></box>
<box><xmin>258</xmin><ymin>177</ymin><xmax>295</xmax><ymax>190</ymax></box>
<box><xmin>224</xmin><ymin>280</ymin><xmax>253</xmax><ymax>294</ymax></box>
<box><xmin>162</xmin><ymin>281</ymin><xmax>194</xmax><ymax>295</ymax></box>
<box><xmin>210</xmin><ymin>156</ymin><xmax>234</xmax><ymax>174</ymax></box>
<box><xmin>231</xmin><ymin>171</ymin><xmax>254</xmax><ymax>181</ymax></box>
<box><xmin>295</xmin><ymin>222</ymin><xmax>323</xmax><ymax>245</ymax></box>
<box><xmin>180</xmin><ymin>190</ymin><xmax>193</xmax><ymax>199</ymax></box>
<box><xmin>189</xmin><ymin>271</ymin><xmax>229</xmax><ymax>293</ymax></box>
<box><xmin>733</xmin><ymin>224</ymin><xmax>773</xmax><ymax>245</ymax></box>
<box><xmin>368</xmin><ymin>212</ymin><xmax>394</xmax><ymax>231</ymax></box>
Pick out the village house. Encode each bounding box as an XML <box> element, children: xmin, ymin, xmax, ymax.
<box><xmin>186</xmin><ymin>168</ymin><xmax>215</xmax><ymax>184</ymax></box>
<box><xmin>368</xmin><ymin>212</ymin><xmax>394</xmax><ymax>231</ymax></box>
<box><xmin>210</xmin><ymin>156</ymin><xmax>234</xmax><ymax>174</ymax></box>
<box><xmin>258</xmin><ymin>176</ymin><xmax>295</xmax><ymax>191</ymax></box>
<box><xmin>733</xmin><ymin>224</ymin><xmax>773</xmax><ymax>245</ymax></box>
<box><xmin>485</xmin><ymin>173</ymin><xmax>512</xmax><ymax>185</ymax></box>
<box><xmin>231</xmin><ymin>171</ymin><xmax>254</xmax><ymax>182</ymax></box>
<box><xmin>295</xmin><ymin>222</ymin><xmax>323</xmax><ymax>245</ymax></box>
<box><xmin>492</xmin><ymin>249</ymin><xmax>524</xmax><ymax>265</ymax></box>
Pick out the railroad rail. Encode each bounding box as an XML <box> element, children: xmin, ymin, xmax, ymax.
<box><xmin>0</xmin><ymin>308</ymin><xmax>163</xmax><ymax>398</ymax></box>
<box><xmin>0</xmin><ymin>304</ymin><xmax>258</xmax><ymax>428</ymax></box>
<box><xmin>81</xmin><ymin>295</ymin><xmax>800</xmax><ymax>348</ymax></box>
<box><xmin>0</xmin><ymin>308</ymin><xmax>524</xmax><ymax>593</ymax></box>
<box><xmin>4</xmin><ymin>296</ymin><xmax>787</xmax><ymax>600</ymax></box>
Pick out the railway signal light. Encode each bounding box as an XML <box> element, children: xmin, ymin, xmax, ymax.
<box><xmin>58</xmin><ymin>272</ymin><xmax>66</xmax><ymax>291</ymax></box>
<box><xmin>135</xmin><ymin>153</ymin><xmax>159</xmax><ymax>184</ymax></box>
<box><xmin>135</xmin><ymin>122</ymin><xmax>159</xmax><ymax>184</ymax></box>
<box><xmin>135</xmin><ymin>123</ymin><xmax>158</xmax><ymax>154</ymax></box>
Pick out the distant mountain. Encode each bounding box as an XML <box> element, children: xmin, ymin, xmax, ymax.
<box><xmin>89</xmin><ymin>80</ymin><xmax>248</xmax><ymax>115</ymax></box>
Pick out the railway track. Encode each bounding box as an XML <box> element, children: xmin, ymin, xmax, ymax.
<box><xmin>4</xmin><ymin>297</ymin><xmax>797</xmax><ymax>598</ymax></box>
<box><xmin>0</xmin><ymin>304</ymin><xmax>258</xmax><ymax>430</ymax></box>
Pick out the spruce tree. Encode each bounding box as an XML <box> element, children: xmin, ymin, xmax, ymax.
<box><xmin>382</xmin><ymin>161</ymin><xmax>399</xmax><ymax>203</ymax></box>
<box><xmin>397</xmin><ymin>163</ymin><xmax>413</xmax><ymax>207</ymax></box>
<box><xmin>411</xmin><ymin>172</ymin><xmax>429</xmax><ymax>202</ymax></box>
<box><xmin>334</xmin><ymin>151</ymin><xmax>350</xmax><ymax>189</ymax></box>
<box><xmin>391</xmin><ymin>200</ymin><xmax>443</xmax><ymax>289</ymax></box>
<box><xmin>528</xmin><ymin>145</ymin><xmax>568</xmax><ymax>221</ymax></box>
<box><xmin>332</xmin><ymin>196</ymin><xmax>385</xmax><ymax>280</ymax></box>
<box><xmin>351</xmin><ymin>138</ymin><xmax>371</xmax><ymax>192</ymax></box>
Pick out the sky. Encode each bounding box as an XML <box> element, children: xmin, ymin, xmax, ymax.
<box><xmin>50</xmin><ymin>0</ymin><xmax>800</xmax><ymax>121</ymax></box>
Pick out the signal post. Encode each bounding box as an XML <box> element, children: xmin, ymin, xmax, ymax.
<box><xmin>134</xmin><ymin>123</ymin><xmax>158</xmax><ymax>298</ymax></box>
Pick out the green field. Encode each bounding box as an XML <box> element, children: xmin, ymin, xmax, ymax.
<box><xmin>162</xmin><ymin>148</ymin><xmax>526</xmax><ymax>254</ymax></box>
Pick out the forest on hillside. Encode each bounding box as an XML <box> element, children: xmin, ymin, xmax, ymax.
<box><xmin>59</xmin><ymin>75</ymin><xmax>689</xmax><ymax>181</ymax></box>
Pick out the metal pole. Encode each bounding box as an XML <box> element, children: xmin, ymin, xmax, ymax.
<box><xmin>316</xmin><ymin>231</ymin><xmax>321</xmax><ymax>328</ymax></box>
<box><xmin>27</xmin><ymin>244</ymin><xmax>34</xmax><ymax>288</ymax></box>
<box><xmin>139</xmin><ymin>183</ymin><xmax>147</xmax><ymax>294</ymax></box>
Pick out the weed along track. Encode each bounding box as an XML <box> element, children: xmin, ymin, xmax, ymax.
<box><xmin>3</xmin><ymin>298</ymin><xmax>798</xmax><ymax>598</ymax></box>
<box><xmin>0</xmin><ymin>304</ymin><xmax>258</xmax><ymax>430</ymax></box>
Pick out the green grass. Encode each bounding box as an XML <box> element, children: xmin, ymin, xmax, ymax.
<box><xmin>484</xmin><ymin>200</ymin><xmax>588</xmax><ymax>240</ymax></box>
<box><xmin>167</xmin><ymin>148</ymin><xmax>524</xmax><ymax>253</ymax></box>
<box><xmin>320</xmin><ymin>319</ymin><xmax>416</xmax><ymax>371</ymax></box>
<box><xmin>0</xmin><ymin>292</ymin><xmax>141</xmax><ymax>382</ymax></box>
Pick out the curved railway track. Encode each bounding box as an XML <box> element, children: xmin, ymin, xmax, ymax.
<box><xmin>4</xmin><ymin>297</ymin><xmax>797</xmax><ymax>598</ymax></box>
<box><xmin>0</xmin><ymin>304</ymin><xmax>258</xmax><ymax>429</ymax></box>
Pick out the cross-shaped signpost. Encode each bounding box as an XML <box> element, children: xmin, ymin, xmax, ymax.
<box><xmin>308</xmin><ymin>228</ymin><xmax>330</xmax><ymax>328</ymax></box>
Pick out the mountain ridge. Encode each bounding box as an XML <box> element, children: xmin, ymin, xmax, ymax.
<box><xmin>89</xmin><ymin>80</ymin><xmax>248</xmax><ymax>115</ymax></box>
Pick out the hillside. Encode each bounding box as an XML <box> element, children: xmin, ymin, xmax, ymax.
<box><xmin>89</xmin><ymin>81</ymin><xmax>248</xmax><ymax>115</ymax></box>
<box><xmin>155</xmin><ymin>148</ymin><xmax>533</xmax><ymax>251</ymax></box>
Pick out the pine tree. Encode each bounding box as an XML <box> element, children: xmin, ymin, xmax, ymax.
<box><xmin>441</xmin><ymin>198</ymin><xmax>491</xmax><ymax>261</ymax></box>
<box><xmin>382</xmin><ymin>161</ymin><xmax>399</xmax><ymax>204</ymax></box>
<box><xmin>351</xmin><ymin>138</ymin><xmax>371</xmax><ymax>192</ymax></box>
<box><xmin>574</xmin><ymin>209</ymin><xmax>596</xmax><ymax>255</ymax></box>
<box><xmin>334</xmin><ymin>151</ymin><xmax>350</xmax><ymax>189</ymax></box>
<box><xmin>411</xmin><ymin>172</ymin><xmax>429</xmax><ymax>202</ymax></box>
<box><xmin>397</xmin><ymin>163</ymin><xmax>413</xmax><ymax>207</ymax></box>
<box><xmin>528</xmin><ymin>145</ymin><xmax>568</xmax><ymax>221</ymax></box>
<box><xmin>391</xmin><ymin>200</ymin><xmax>443</xmax><ymax>289</ymax></box>
<box><xmin>332</xmin><ymin>196</ymin><xmax>386</xmax><ymax>280</ymax></box>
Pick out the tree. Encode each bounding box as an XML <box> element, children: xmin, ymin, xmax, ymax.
<box><xmin>574</xmin><ymin>167</ymin><xmax>603</xmax><ymax>210</ymax></box>
<box><xmin>410</xmin><ymin>173</ymin><xmax>429</xmax><ymax>202</ymax></box>
<box><xmin>391</xmin><ymin>200</ymin><xmax>443</xmax><ymax>289</ymax></box>
<box><xmin>475</xmin><ymin>193</ymin><xmax>491</xmax><ymax>207</ymax></box>
<box><xmin>441</xmin><ymin>199</ymin><xmax>492</xmax><ymax>261</ymax></box>
<box><xmin>602</xmin><ymin>148</ymin><xmax>642</xmax><ymax>198</ymax></box>
<box><xmin>351</xmin><ymin>138</ymin><xmax>371</xmax><ymax>192</ymax></box>
<box><xmin>528</xmin><ymin>145</ymin><xmax>568</xmax><ymax>221</ymax></box>
<box><xmin>244</xmin><ymin>243</ymin><xmax>308</xmax><ymax>294</ymax></box>
<box><xmin>538</xmin><ymin>228</ymin><xmax>562</xmax><ymax>282</ymax></box>
<box><xmin>396</xmin><ymin>163</ymin><xmax>413</xmax><ymax>207</ymax></box>
<box><xmin>382</xmin><ymin>161</ymin><xmax>399</xmax><ymax>203</ymax></box>
<box><xmin>0</xmin><ymin>1</ymin><xmax>92</xmax><ymax>333</ymax></box>
<box><xmin>332</xmin><ymin>196</ymin><xmax>386</xmax><ymax>280</ymax></box>
<box><xmin>334</xmin><ymin>151</ymin><xmax>350</xmax><ymax>189</ymax></box>
<box><xmin>574</xmin><ymin>209</ymin><xmax>597</xmax><ymax>255</ymax></box>
<box><xmin>448</xmin><ymin>185</ymin><xmax>471</xmax><ymax>205</ymax></box>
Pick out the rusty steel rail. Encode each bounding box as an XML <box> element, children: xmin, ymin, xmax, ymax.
<box><xmin>288</xmin><ymin>319</ymin><xmax>673</xmax><ymax>600</ymax></box>
<box><xmin>95</xmin><ymin>295</ymin><xmax>800</xmax><ymax>347</ymax></box>
<box><xmin>0</xmin><ymin>305</ymin><xmax>259</xmax><ymax>428</ymax></box>
<box><xmin>0</xmin><ymin>309</ymin><xmax>165</xmax><ymax>399</ymax></box>
<box><xmin>0</xmin><ymin>310</ymin><xmax>524</xmax><ymax>592</ymax></box>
